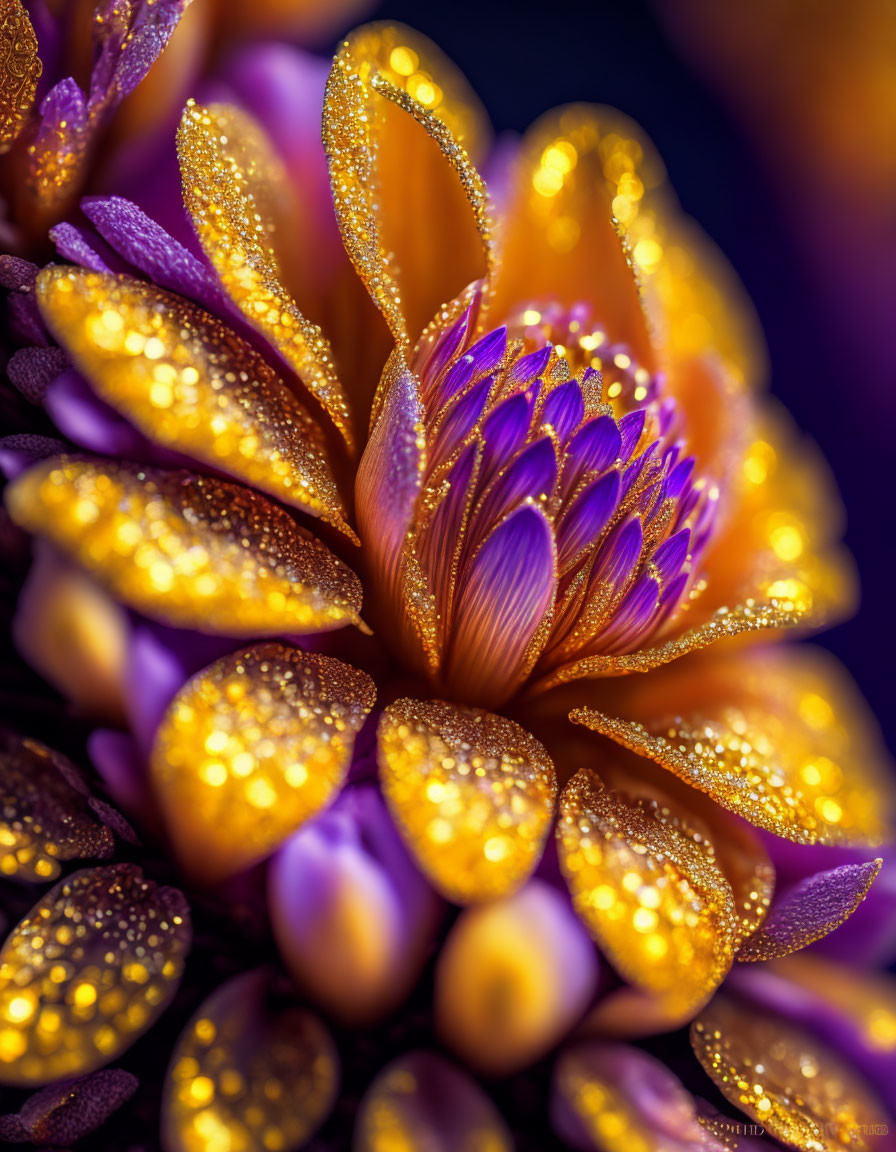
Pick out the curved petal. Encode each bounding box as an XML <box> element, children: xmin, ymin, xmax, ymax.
<box><xmin>150</xmin><ymin>643</ymin><xmax>375</xmax><ymax>885</ymax></box>
<box><xmin>0</xmin><ymin>0</ymin><xmax>40</xmax><ymax>152</ymax></box>
<box><xmin>691</xmin><ymin>993</ymin><xmax>890</xmax><ymax>1151</ymax></box>
<box><xmin>0</xmin><ymin>865</ymin><xmax>190</xmax><ymax>1086</ymax></box>
<box><xmin>354</xmin><ymin>1051</ymin><xmax>512</xmax><ymax>1152</ymax></box>
<box><xmin>37</xmin><ymin>266</ymin><xmax>356</xmax><ymax>538</ymax></box>
<box><xmin>5</xmin><ymin>457</ymin><xmax>365</xmax><ymax>636</ymax></box>
<box><xmin>323</xmin><ymin>23</ymin><xmax>494</xmax><ymax>346</ymax></box>
<box><xmin>737</xmin><ymin>859</ymin><xmax>882</xmax><ymax>962</ymax></box>
<box><xmin>162</xmin><ymin>970</ymin><xmax>338</xmax><ymax>1152</ymax></box>
<box><xmin>378</xmin><ymin>698</ymin><xmax>556</xmax><ymax>903</ymax></box>
<box><xmin>177</xmin><ymin>100</ymin><xmax>355</xmax><ymax>452</ymax></box>
<box><xmin>556</xmin><ymin>769</ymin><xmax>737</xmax><ymax>1017</ymax></box>
<box><xmin>571</xmin><ymin>646</ymin><xmax>894</xmax><ymax>846</ymax></box>
<box><xmin>0</xmin><ymin>1068</ymin><xmax>137</xmax><ymax>1146</ymax></box>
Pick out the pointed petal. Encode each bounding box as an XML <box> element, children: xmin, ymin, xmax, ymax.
<box><xmin>738</xmin><ymin>859</ymin><xmax>882</xmax><ymax>962</ymax></box>
<box><xmin>177</xmin><ymin>101</ymin><xmax>355</xmax><ymax>451</ymax></box>
<box><xmin>571</xmin><ymin>646</ymin><xmax>894</xmax><ymax>845</ymax></box>
<box><xmin>0</xmin><ymin>1</ymin><xmax>40</xmax><ymax>152</ymax></box>
<box><xmin>556</xmin><ymin>769</ymin><xmax>736</xmax><ymax>1017</ymax></box>
<box><xmin>0</xmin><ymin>865</ymin><xmax>189</xmax><ymax>1086</ymax></box>
<box><xmin>323</xmin><ymin>24</ymin><xmax>494</xmax><ymax>345</ymax></box>
<box><xmin>691</xmin><ymin>994</ymin><xmax>890</xmax><ymax>1151</ymax></box>
<box><xmin>378</xmin><ymin>698</ymin><xmax>556</xmax><ymax>903</ymax></box>
<box><xmin>151</xmin><ymin>643</ymin><xmax>375</xmax><ymax>885</ymax></box>
<box><xmin>355</xmin><ymin>1052</ymin><xmax>512</xmax><ymax>1152</ymax></box>
<box><xmin>162</xmin><ymin>970</ymin><xmax>338</xmax><ymax>1152</ymax></box>
<box><xmin>446</xmin><ymin>503</ymin><xmax>556</xmax><ymax>704</ymax></box>
<box><xmin>6</xmin><ymin>458</ymin><xmax>364</xmax><ymax>636</ymax></box>
<box><xmin>36</xmin><ymin>267</ymin><xmax>355</xmax><ymax>537</ymax></box>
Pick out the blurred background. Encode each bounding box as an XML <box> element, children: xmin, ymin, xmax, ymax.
<box><xmin>370</xmin><ymin>0</ymin><xmax>896</xmax><ymax>754</ymax></box>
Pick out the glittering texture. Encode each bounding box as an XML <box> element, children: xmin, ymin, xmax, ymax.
<box><xmin>5</xmin><ymin>457</ymin><xmax>365</xmax><ymax>636</ymax></box>
<box><xmin>378</xmin><ymin>698</ymin><xmax>556</xmax><ymax>902</ymax></box>
<box><xmin>177</xmin><ymin>100</ymin><xmax>355</xmax><ymax>452</ymax></box>
<box><xmin>162</xmin><ymin>969</ymin><xmax>338</xmax><ymax>1152</ymax></box>
<box><xmin>551</xmin><ymin>1041</ymin><xmax>726</xmax><ymax>1152</ymax></box>
<box><xmin>570</xmin><ymin>649</ymin><xmax>892</xmax><ymax>846</ymax></box>
<box><xmin>0</xmin><ymin>0</ymin><xmax>40</xmax><ymax>151</ymax></box>
<box><xmin>36</xmin><ymin>266</ymin><xmax>356</xmax><ymax>538</ymax></box>
<box><xmin>151</xmin><ymin>643</ymin><xmax>375</xmax><ymax>885</ymax></box>
<box><xmin>323</xmin><ymin>26</ymin><xmax>494</xmax><ymax>346</ymax></box>
<box><xmin>556</xmin><ymin>770</ymin><xmax>736</xmax><ymax>1016</ymax></box>
<box><xmin>354</xmin><ymin>1050</ymin><xmax>513</xmax><ymax>1152</ymax></box>
<box><xmin>691</xmin><ymin>994</ymin><xmax>891</xmax><ymax>1152</ymax></box>
<box><xmin>0</xmin><ymin>864</ymin><xmax>190</xmax><ymax>1086</ymax></box>
<box><xmin>0</xmin><ymin>732</ymin><xmax>115</xmax><ymax>881</ymax></box>
<box><xmin>0</xmin><ymin>1068</ymin><xmax>137</xmax><ymax>1144</ymax></box>
<box><xmin>26</xmin><ymin>78</ymin><xmax>89</xmax><ymax>212</ymax></box>
<box><xmin>737</xmin><ymin>860</ymin><xmax>882</xmax><ymax>963</ymax></box>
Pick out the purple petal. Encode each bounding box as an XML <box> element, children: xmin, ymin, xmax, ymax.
<box><xmin>618</xmin><ymin>409</ymin><xmax>646</xmax><ymax>460</ymax></box>
<box><xmin>563</xmin><ymin>415</ymin><xmax>622</xmax><ymax>497</ymax></box>
<box><xmin>541</xmin><ymin>379</ymin><xmax>585</xmax><ymax>442</ymax></box>
<box><xmin>480</xmin><ymin>390</ymin><xmax>537</xmax><ymax>483</ymax></box>
<box><xmin>0</xmin><ymin>256</ymin><xmax>39</xmax><ymax>290</ymax></box>
<box><xmin>8</xmin><ymin>1069</ymin><xmax>138</xmax><ymax>1144</ymax></box>
<box><xmin>588</xmin><ymin>515</ymin><xmax>644</xmax><ymax>596</ymax></box>
<box><xmin>6</xmin><ymin>346</ymin><xmax>68</xmax><ymax>404</ymax></box>
<box><xmin>474</xmin><ymin>436</ymin><xmax>557</xmax><ymax>535</ymax></box>
<box><xmin>653</xmin><ymin>528</ymin><xmax>691</xmax><ymax>584</ymax></box>
<box><xmin>666</xmin><ymin>455</ymin><xmax>697</xmax><ymax>500</ymax></box>
<box><xmin>599</xmin><ymin>572</ymin><xmax>660</xmax><ymax>651</ymax></box>
<box><xmin>430</xmin><ymin>375</ymin><xmax>493</xmax><ymax>470</ymax></box>
<box><xmin>0</xmin><ymin>434</ymin><xmax>67</xmax><ymax>480</ymax></box>
<box><xmin>557</xmin><ymin>470</ymin><xmax>620</xmax><ymax>571</ymax></box>
<box><xmin>505</xmin><ymin>344</ymin><xmax>553</xmax><ymax>386</ymax></box>
<box><xmin>49</xmin><ymin>221</ymin><xmax>118</xmax><ymax>273</ymax></box>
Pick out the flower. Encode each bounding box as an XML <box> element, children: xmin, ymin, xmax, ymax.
<box><xmin>1</xmin><ymin>17</ymin><xmax>895</xmax><ymax>1152</ymax></box>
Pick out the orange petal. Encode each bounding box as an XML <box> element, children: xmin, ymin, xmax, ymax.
<box><xmin>36</xmin><ymin>266</ymin><xmax>356</xmax><ymax>539</ymax></box>
<box><xmin>177</xmin><ymin>100</ymin><xmax>355</xmax><ymax>452</ymax></box>
<box><xmin>378</xmin><ymin>698</ymin><xmax>556</xmax><ymax>902</ymax></box>
<box><xmin>162</xmin><ymin>969</ymin><xmax>338</xmax><ymax>1152</ymax></box>
<box><xmin>571</xmin><ymin>645</ymin><xmax>894</xmax><ymax>846</ymax></box>
<box><xmin>0</xmin><ymin>865</ymin><xmax>189</xmax><ymax>1086</ymax></box>
<box><xmin>323</xmin><ymin>23</ymin><xmax>494</xmax><ymax>345</ymax></box>
<box><xmin>5</xmin><ymin>457</ymin><xmax>364</xmax><ymax>636</ymax></box>
<box><xmin>556</xmin><ymin>769</ymin><xmax>737</xmax><ymax>1017</ymax></box>
<box><xmin>491</xmin><ymin>106</ymin><xmax>654</xmax><ymax>370</ymax></box>
<box><xmin>0</xmin><ymin>0</ymin><xmax>40</xmax><ymax>152</ymax></box>
<box><xmin>151</xmin><ymin>643</ymin><xmax>375</xmax><ymax>885</ymax></box>
<box><xmin>691</xmin><ymin>994</ymin><xmax>890</xmax><ymax>1151</ymax></box>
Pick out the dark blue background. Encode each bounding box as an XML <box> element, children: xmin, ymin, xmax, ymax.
<box><xmin>375</xmin><ymin>0</ymin><xmax>895</xmax><ymax>756</ymax></box>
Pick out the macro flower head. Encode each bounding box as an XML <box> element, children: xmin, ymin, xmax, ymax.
<box><xmin>1</xmin><ymin>12</ymin><xmax>895</xmax><ymax>1152</ymax></box>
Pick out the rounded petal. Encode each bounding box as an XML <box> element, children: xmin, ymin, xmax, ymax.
<box><xmin>378</xmin><ymin>698</ymin><xmax>556</xmax><ymax>902</ymax></box>
<box><xmin>5</xmin><ymin>457</ymin><xmax>365</xmax><ymax>636</ymax></box>
<box><xmin>435</xmin><ymin>879</ymin><xmax>599</xmax><ymax>1075</ymax></box>
<box><xmin>162</xmin><ymin>969</ymin><xmax>338</xmax><ymax>1152</ymax></box>
<box><xmin>354</xmin><ymin>1051</ymin><xmax>512</xmax><ymax>1152</ymax></box>
<box><xmin>150</xmin><ymin>643</ymin><xmax>375</xmax><ymax>885</ymax></box>
<box><xmin>0</xmin><ymin>865</ymin><xmax>190</xmax><ymax>1086</ymax></box>
<box><xmin>2</xmin><ymin>1068</ymin><xmax>137</xmax><ymax>1145</ymax></box>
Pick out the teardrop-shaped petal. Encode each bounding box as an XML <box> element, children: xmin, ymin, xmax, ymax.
<box><xmin>556</xmin><ymin>770</ymin><xmax>736</xmax><ymax>1017</ymax></box>
<box><xmin>552</xmin><ymin>1042</ymin><xmax>728</xmax><ymax>1152</ymax></box>
<box><xmin>323</xmin><ymin>24</ymin><xmax>494</xmax><ymax>345</ymax></box>
<box><xmin>162</xmin><ymin>970</ymin><xmax>338</xmax><ymax>1152</ymax></box>
<box><xmin>571</xmin><ymin>647</ymin><xmax>894</xmax><ymax>845</ymax></box>
<box><xmin>378</xmin><ymin>698</ymin><xmax>556</xmax><ymax>903</ymax></box>
<box><xmin>737</xmin><ymin>859</ymin><xmax>882</xmax><ymax>962</ymax></box>
<box><xmin>0</xmin><ymin>864</ymin><xmax>190</xmax><ymax>1086</ymax></box>
<box><xmin>691</xmin><ymin>994</ymin><xmax>891</xmax><ymax>1152</ymax></box>
<box><xmin>150</xmin><ymin>643</ymin><xmax>375</xmax><ymax>885</ymax></box>
<box><xmin>354</xmin><ymin>1051</ymin><xmax>512</xmax><ymax>1152</ymax></box>
<box><xmin>36</xmin><ymin>267</ymin><xmax>355</xmax><ymax>538</ymax></box>
<box><xmin>177</xmin><ymin>101</ymin><xmax>355</xmax><ymax>451</ymax></box>
<box><xmin>5</xmin><ymin>458</ymin><xmax>365</xmax><ymax>636</ymax></box>
<box><xmin>435</xmin><ymin>880</ymin><xmax>599</xmax><ymax>1075</ymax></box>
<box><xmin>0</xmin><ymin>732</ymin><xmax>115</xmax><ymax>882</ymax></box>
<box><xmin>0</xmin><ymin>1</ymin><xmax>40</xmax><ymax>152</ymax></box>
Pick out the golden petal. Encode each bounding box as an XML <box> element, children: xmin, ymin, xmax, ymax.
<box><xmin>556</xmin><ymin>769</ymin><xmax>737</xmax><ymax>1017</ymax></box>
<box><xmin>691</xmin><ymin>994</ymin><xmax>890</xmax><ymax>1151</ymax></box>
<box><xmin>151</xmin><ymin>643</ymin><xmax>375</xmax><ymax>885</ymax></box>
<box><xmin>5</xmin><ymin>457</ymin><xmax>365</xmax><ymax>636</ymax></box>
<box><xmin>323</xmin><ymin>24</ymin><xmax>494</xmax><ymax>346</ymax></box>
<box><xmin>570</xmin><ymin>646</ymin><xmax>894</xmax><ymax>846</ymax></box>
<box><xmin>0</xmin><ymin>732</ymin><xmax>114</xmax><ymax>882</ymax></box>
<box><xmin>0</xmin><ymin>0</ymin><xmax>40</xmax><ymax>152</ymax></box>
<box><xmin>36</xmin><ymin>267</ymin><xmax>356</xmax><ymax>540</ymax></box>
<box><xmin>491</xmin><ymin>106</ymin><xmax>655</xmax><ymax>370</ymax></box>
<box><xmin>0</xmin><ymin>864</ymin><xmax>190</xmax><ymax>1086</ymax></box>
<box><xmin>378</xmin><ymin>698</ymin><xmax>556</xmax><ymax>903</ymax></box>
<box><xmin>177</xmin><ymin>100</ymin><xmax>355</xmax><ymax>452</ymax></box>
<box><xmin>162</xmin><ymin>969</ymin><xmax>338</xmax><ymax>1152</ymax></box>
